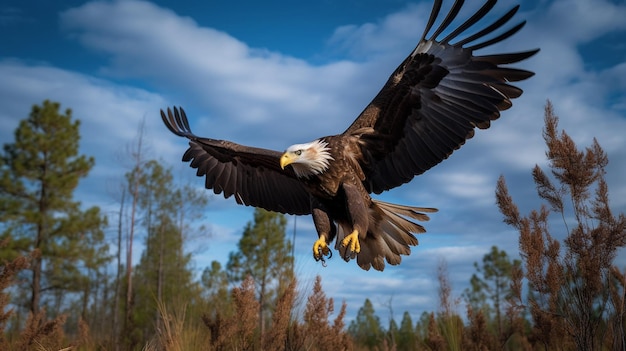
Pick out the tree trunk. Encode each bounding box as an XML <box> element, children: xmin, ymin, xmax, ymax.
<box><xmin>124</xmin><ymin>164</ymin><xmax>140</xmax><ymax>344</ymax></box>
<box><xmin>32</xmin><ymin>161</ymin><xmax>47</xmax><ymax>315</ymax></box>
<box><xmin>82</xmin><ymin>271</ymin><xmax>91</xmax><ymax>322</ymax></box>
<box><xmin>113</xmin><ymin>188</ymin><xmax>124</xmax><ymax>351</ymax></box>
<box><xmin>155</xmin><ymin>224</ymin><xmax>164</xmax><ymax>330</ymax></box>
<box><xmin>259</xmin><ymin>277</ymin><xmax>265</xmax><ymax>338</ymax></box>
<box><xmin>31</xmin><ymin>255</ymin><xmax>41</xmax><ymax>315</ymax></box>
<box><xmin>495</xmin><ymin>275</ymin><xmax>502</xmax><ymax>340</ymax></box>
<box><xmin>124</xmin><ymin>120</ymin><xmax>144</xmax><ymax>342</ymax></box>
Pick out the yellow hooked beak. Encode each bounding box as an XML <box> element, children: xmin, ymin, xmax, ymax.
<box><xmin>280</xmin><ymin>153</ymin><xmax>294</xmax><ymax>170</ymax></box>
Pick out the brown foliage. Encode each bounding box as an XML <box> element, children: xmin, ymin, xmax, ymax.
<box><xmin>303</xmin><ymin>275</ymin><xmax>334</xmax><ymax>344</ymax></box>
<box><xmin>503</xmin><ymin>261</ymin><xmax>532</xmax><ymax>350</ymax></box>
<box><xmin>301</xmin><ymin>275</ymin><xmax>351</xmax><ymax>351</ymax></box>
<box><xmin>262</xmin><ymin>279</ymin><xmax>296</xmax><ymax>351</ymax></box>
<box><xmin>332</xmin><ymin>301</ymin><xmax>350</xmax><ymax>348</ymax></box>
<box><xmin>13</xmin><ymin>309</ymin><xmax>67</xmax><ymax>351</ymax></box>
<box><xmin>437</xmin><ymin>260</ymin><xmax>453</xmax><ymax>317</ymax></box>
<box><xmin>464</xmin><ymin>306</ymin><xmax>492</xmax><ymax>351</ymax></box>
<box><xmin>1</xmin><ymin>240</ymin><xmax>70</xmax><ymax>351</ymax></box>
<box><xmin>230</xmin><ymin>275</ymin><xmax>260</xmax><ymax>350</ymax></box>
<box><xmin>201</xmin><ymin>274</ymin><xmax>351</xmax><ymax>351</ymax></box>
<box><xmin>76</xmin><ymin>318</ymin><xmax>94</xmax><ymax>350</ymax></box>
<box><xmin>425</xmin><ymin>312</ymin><xmax>446</xmax><ymax>351</ymax></box>
<box><xmin>496</xmin><ymin>101</ymin><xmax>626</xmax><ymax>350</ymax></box>
<box><xmin>203</xmin><ymin>275</ymin><xmax>259</xmax><ymax>351</ymax></box>
<box><xmin>0</xmin><ymin>239</ymin><xmax>29</xmax><ymax>349</ymax></box>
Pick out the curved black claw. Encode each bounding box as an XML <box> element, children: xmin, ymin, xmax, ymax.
<box><xmin>340</xmin><ymin>229</ymin><xmax>360</xmax><ymax>261</ymax></box>
<box><xmin>314</xmin><ymin>248</ymin><xmax>332</xmax><ymax>267</ymax></box>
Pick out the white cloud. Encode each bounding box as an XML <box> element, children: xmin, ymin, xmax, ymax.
<box><xmin>59</xmin><ymin>0</ymin><xmax>371</xmax><ymax>148</ymax></box>
<box><xmin>0</xmin><ymin>60</ymin><xmax>171</xmax><ymax>168</ymax></box>
<box><xmin>539</xmin><ymin>0</ymin><xmax>626</xmax><ymax>43</ymax></box>
<box><xmin>327</xmin><ymin>2</ymin><xmax>429</xmax><ymax>60</ymax></box>
<box><xmin>434</xmin><ymin>172</ymin><xmax>497</xmax><ymax>205</ymax></box>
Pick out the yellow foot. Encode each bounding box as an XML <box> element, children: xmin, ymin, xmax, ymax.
<box><xmin>341</xmin><ymin>230</ymin><xmax>361</xmax><ymax>253</ymax></box>
<box><xmin>313</xmin><ymin>236</ymin><xmax>331</xmax><ymax>261</ymax></box>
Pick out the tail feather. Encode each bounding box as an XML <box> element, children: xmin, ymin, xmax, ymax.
<box><xmin>379</xmin><ymin>220</ymin><xmax>417</xmax><ymax>249</ymax></box>
<box><xmin>357</xmin><ymin>240</ymin><xmax>386</xmax><ymax>271</ymax></box>
<box><xmin>337</xmin><ymin>200</ymin><xmax>437</xmax><ymax>271</ymax></box>
<box><xmin>375</xmin><ymin>200</ymin><xmax>437</xmax><ymax>222</ymax></box>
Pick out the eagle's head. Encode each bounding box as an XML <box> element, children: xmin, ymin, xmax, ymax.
<box><xmin>280</xmin><ymin>139</ymin><xmax>333</xmax><ymax>178</ymax></box>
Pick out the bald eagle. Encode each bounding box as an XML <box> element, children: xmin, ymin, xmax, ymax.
<box><xmin>162</xmin><ymin>0</ymin><xmax>538</xmax><ymax>271</ymax></box>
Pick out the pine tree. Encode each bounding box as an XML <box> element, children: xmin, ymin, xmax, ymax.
<box><xmin>387</xmin><ymin>318</ymin><xmax>398</xmax><ymax>350</ymax></box>
<box><xmin>201</xmin><ymin>260</ymin><xmax>231</xmax><ymax>320</ymax></box>
<box><xmin>415</xmin><ymin>311</ymin><xmax>431</xmax><ymax>346</ymax></box>
<box><xmin>128</xmin><ymin>160</ymin><xmax>206</xmax><ymax>345</ymax></box>
<box><xmin>348</xmin><ymin>298</ymin><xmax>384</xmax><ymax>349</ymax></box>
<box><xmin>463</xmin><ymin>246</ymin><xmax>520</xmax><ymax>344</ymax></box>
<box><xmin>0</xmin><ymin>100</ymin><xmax>108</xmax><ymax>316</ymax></box>
<box><xmin>397</xmin><ymin>311</ymin><xmax>416</xmax><ymax>351</ymax></box>
<box><xmin>122</xmin><ymin>118</ymin><xmax>147</xmax><ymax>347</ymax></box>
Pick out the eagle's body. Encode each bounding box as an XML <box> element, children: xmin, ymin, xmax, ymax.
<box><xmin>162</xmin><ymin>0</ymin><xmax>539</xmax><ymax>271</ymax></box>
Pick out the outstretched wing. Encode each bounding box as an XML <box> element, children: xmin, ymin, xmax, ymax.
<box><xmin>345</xmin><ymin>0</ymin><xmax>539</xmax><ymax>194</ymax></box>
<box><xmin>162</xmin><ymin>107</ymin><xmax>312</xmax><ymax>215</ymax></box>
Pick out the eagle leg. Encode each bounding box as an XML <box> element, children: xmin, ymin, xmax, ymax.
<box><xmin>340</xmin><ymin>183</ymin><xmax>367</xmax><ymax>258</ymax></box>
<box><xmin>311</xmin><ymin>201</ymin><xmax>336</xmax><ymax>265</ymax></box>
<box><xmin>313</xmin><ymin>235</ymin><xmax>332</xmax><ymax>262</ymax></box>
<box><xmin>341</xmin><ymin>229</ymin><xmax>361</xmax><ymax>254</ymax></box>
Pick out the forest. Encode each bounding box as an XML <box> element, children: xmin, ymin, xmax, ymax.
<box><xmin>1</xmin><ymin>100</ymin><xmax>625</xmax><ymax>350</ymax></box>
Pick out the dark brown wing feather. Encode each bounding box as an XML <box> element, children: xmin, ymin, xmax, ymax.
<box><xmin>161</xmin><ymin>107</ymin><xmax>312</xmax><ymax>215</ymax></box>
<box><xmin>345</xmin><ymin>0</ymin><xmax>539</xmax><ymax>194</ymax></box>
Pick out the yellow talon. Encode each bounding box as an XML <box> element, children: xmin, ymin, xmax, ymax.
<box><xmin>341</xmin><ymin>230</ymin><xmax>361</xmax><ymax>253</ymax></box>
<box><xmin>313</xmin><ymin>236</ymin><xmax>330</xmax><ymax>260</ymax></box>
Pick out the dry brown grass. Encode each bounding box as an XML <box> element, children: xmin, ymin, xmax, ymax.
<box><xmin>144</xmin><ymin>299</ymin><xmax>210</xmax><ymax>351</ymax></box>
<box><xmin>436</xmin><ymin>260</ymin><xmax>463</xmax><ymax>351</ymax></box>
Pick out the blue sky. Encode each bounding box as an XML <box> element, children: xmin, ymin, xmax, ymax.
<box><xmin>2</xmin><ymin>0</ymin><xmax>626</xmax><ymax>324</ymax></box>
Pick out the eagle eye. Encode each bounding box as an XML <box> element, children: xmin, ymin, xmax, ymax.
<box><xmin>295</xmin><ymin>150</ymin><xmax>302</xmax><ymax>156</ymax></box>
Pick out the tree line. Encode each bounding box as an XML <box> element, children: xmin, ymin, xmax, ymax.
<box><xmin>0</xmin><ymin>100</ymin><xmax>625</xmax><ymax>350</ymax></box>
